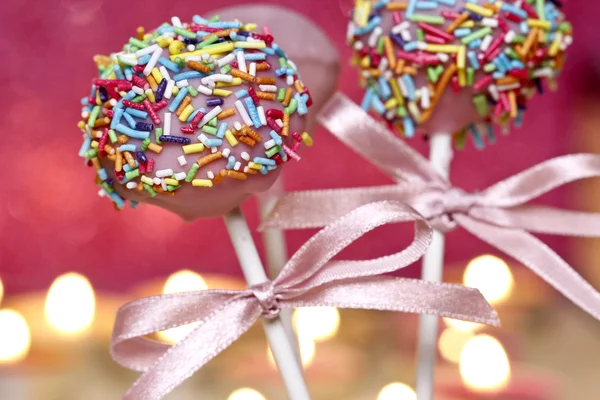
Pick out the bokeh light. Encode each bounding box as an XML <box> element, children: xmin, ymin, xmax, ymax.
<box><xmin>0</xmin><ymin>309</ymin><xmax>31</xmax><ymax>364</ymax></box>
<box><xmin>158</xmin><ymin>270</ymin><xmax>207</xmax><ymax>344</ymax></box>
<box><xmin>227</xmin><ymin>388</ymin><xmax>266</xmax><ymax>400</ymax></box>
<box><xmin>0</xmin><ymin>277</ymin><xmax>3</xmax><ymax>306</ymax></box>
<box><xmin>45</xmin><ymin>273</ymin><xmax>96</xmax><ymax>335</ymax></box>
<box><xmin>438</xmin><ymin>327</ymin><xmax>475</xmax><ymax>364</ymax></box>
<box><xmin>268</xmin><ymin>331</ymin><xmax>316</xmax><ymax>368</ymax></box>
<box><xmin>464</xmin><ymin>255</ymin><xmax>514</xmax><ymax>304</ymax></box>
<box><xmin>460</xmin><ymin>335</ymin><xmax>511</xmax><ymax>392</ymax></box>
<box><xmin>293</xmin><ymin>307</ymin><xmax>340</xmax><ymax>342</ymax></box>
<box><xmin>377</xmin><ymin>382</ymin><xmax>417</xmax><ymax>400</ymax></box>
<box><xmin>442</xmin><ymin>317</ymin><xmax>483</xmax><ymax>332</ymax></box>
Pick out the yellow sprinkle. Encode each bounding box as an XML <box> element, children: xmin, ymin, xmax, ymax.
<box><xmin>234</xmin><ymin>41</ymin><xmax>266</xmax><ymax>49</ymax></box>
<box><xmin>156</xmin><ymin>37</ymin><xmax>170</xmax><ymax>48</ymax></box>
<box><xmin>225</xmin><ymin>130</ymin><xmax>238</xmax><ymax>146</ymax></box>
<box><xmin>390</xmin><ymin>79</ymin><xmax>405</xmax><ymax>105</ymax></box>
<box><xmin>172</xmin><ymin>86</ymin><xmax>179</xmax><ymax>96</ymax></box>
<box><xmin>354</xmin><ymin>0</ymin><xmax>372</xmax><ymax>27</ymax></box>
<box><xmin>151</xmin><ymin>68</ymin><xmax>163</xmax><ymax>84</ymax></box>
<box><xmin>107</xmin><ymin>72</ymin><xmax>118</xmax><ymax>80</ymax></box>
<box><xmin>425</xmin><ymin>44</ymin><xmax>462</xmax><ymax>53</ymax></box>
<box><xmin>192</xmin><ymin>179</ymin><xmax>213</xmax><ymax>187</ymax></box>
<box><xmin>385</xmin><ymin>98</ymin><xmax>398</xmax><ymax>109</ymax></box>
<box><xmin>144</xmin><ymin>88</ymin><xmax>155</xmax><ymax>103</ymax></box>
<box><xmin>170</xmin><ymin>43</ymin><xmax>235</xmax><ymax>60</ymax></box>
<box><xmin>465</xmin><ymin>3</ymin><xmax>494</xmax><ymax>17</ymax></box>
<box><xmin>548</xmin><ymin>33</ymin><xmax>562</xmax><ymax>57</ymax></box>
<box><xmin>360</xmin><ymin>56</ymin><xmax>371</xmax><ymax>68</ymax></box>
<box><xmin>458</xmin><ymin>69</ymin><xmax>467</xmax><ymax>87</ymax></box>
<box><xmin>212</xmin><ymin>89</ymin><xmax>233</xmax><ymax>97</ymax></box>
<box><xmin>165</xmin><ymin>179</ymin><xmax>179</xmax><ymax>186</ymax></box>
<box><xmin>169</xmin><ymin>40</ymin><xmax>185</xmax><ymax>55</ymax></box>
<box><xmin>457</xmin><ymin>46</ymin><xmax>467</xmax><ymax>69</ymax></box>
<box><xmin>183</xmin><ymin>143</ymin><xmax>205</xmax><ymax>154</ymax></box>
<box><xmin>407</xmin><ymin>102</ymin><xmax>421</xmax><ymax>124</ymax></box>
<box><xmin>527</xmin><ymin>19</ymin><xmax>552</xmax><ymax>30</ymax></box>
<box><xmin>459</xmin><ymin>20</ymin><xmax>475</xmax><ymax>29</ymax></box>
<box><xmin>301</xmin><ymin>132</ymin><xmax>313</xmax><ymax>147</ymax></box>
<box><xmin>216</xmin><ymin>78</ymin><xmax>243</xmax><ymax>87</ymax></box>
<box><xmin>179</xmin><ymin>104</ymin><xmax>194</xmax><ymax>121</ymax></box>
<box><xmin>141</xmin><ymin>176</ymin><xmax>154</xmax><ymax>185</ymax></box>
<box><xmin>241</xmin><ymin>23</ymin><xmax>257</xmax><ymax>31</ymax></box>
<box><xmin>248</xmin><ymin>162</ymin><xmax>263</xmax><ymax>170</ymax></box>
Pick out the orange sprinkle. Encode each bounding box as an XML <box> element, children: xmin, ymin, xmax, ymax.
<box><xmin>394</xmin><ymin>59</ymin><xmax>406</xmax><ymax>75</ymax></box>
<box><xmin>225</xmin><ymin>170</ymin><xmax>247</xmax><ymax>180</ymax></box>
<box><xmin>282</xmin><ymin>88</ymin><xmax>293</xmax><ymax>107</ymax></box>
<box><xmin>496</xmin><ymin>76</ymin><xmax>519</xmax><ymax>85</ymax></box>
<box><xmin>91</xmin><ymin>157</ymin><xmax>101</xmax><ymax>170</ymax></box>
<box><xmin>294</xmin><ymin>80</ymin><xmax>305</xmax><ymax>94</ymax></box>
<box><xmin>256</xmin><ymin>91</ymin><xmax>276</xmax><ymax>101</ymax></box>
<box><xmin>198</xmin><ymin>152</ymin><xmax>222</xmax><ymax>167</ymax></box>
<box><xmin>241</xmin><ymin>125</ymin><xmax>262</xmax><ymax>142</ymax></box>
<box><xmin>508</xmin><ymin>91</ymin><xmax>518</xmax><ymax>119</ymax></box>
<box><xmin>117</xmin><ymin>135</ymin><xmax>129</xmax><ymax>144</ymax></box>
<box><xmin>446</xmin><ymin>12</ymin><xmax>470</xmax><ymax>34</ymax></box>
<box><xmin>147</xmin><ymin>142</ymin><xmax>163</xmax><ymax>154</ymax></box>
<box><xmin>256</xmin><ymin>62</ymin><xmax>270</xmax><ymax>71</ymax></box>
<box><xmin>217</xmin><ymin>108</ymin><xmax>236</xmax><ymax>119</ymax></box>
<box><xmin>213</xmin><ymin>173</ymin><xmax>225</xmax><ymax>184</ymax></box>
<box><xmin>282</xmin><ymin>114</ymin><xmax>290</xmax><ymax>137</ymax></box>
<box><xmin>107</xmin><ymin>154</ymin><xmax>117</xmax><ymax>162</ymax></box>
<box><xmin>176</xmin><ymin>96</ymin><xmax>192</xmax><ymax>116</ymax></box>
<box><xmin>245</xmin><ymin>167</ymin><xmax>258</xmax><ymax>175</ymax></box>
<box><xmin>520</xmin><ymin>28</ymin><xmax>539</xmax><ymax>59</ymax></box>
<box><xmin>147</xmin><ymin>74</ymin><xmax>158</xmax><ymax>91</ymax></box>
<box><xmin>187</xmin><ymin>60</ymin><xmax>212</xmax><ymax>74</ymax></box>
<box><xmin>386</xmin><ymin>2</ymin><xmax>408</xmax><ymax>10</ymax></box>
<box><xmin>384</xmin><ymin>37</ymin><xmax>397</xmax><ymax>69</ymax></box>
<box><xmin>104</xmin><ymin>144</ymin><xmax>115</xmax><ymax>155</ymax></box>
<box><xmin>137</xmin><ymin>182</ymin><xmax>144</xmax><ymax>191</ymax></box>
<box><xmin>256</xmin><ymin>77</ymin><xmax>276</xmax><ymax>85</ymax></box>
<box><xmin>238</xmin><ymin>135</ymin><xmax>256</xmax><ymax>147</ymax></box>
<box><xmin>136</xmin><ymin>27</ymin><xmax>145</xmax><ymax>41</ymax></box>
<box><xmin>403</xmin><ymin>66</ymin><xmax>418</xmax><ymax>75</ymax></box>
<box><xmin>202</xmin><ymin>28</ymin><xmax>238</xmax><ymax>40</ymax></box>
<box><xmin>93</xmin><ymin>117</ymin><xmax>110</xmax><ymax>128</ymax></box>
<box><xmin>123</xmin><ymin>151</ymin><xmax>136</xmax><ymax>168</ymax></box>
<box><xmin>422</xmin><ymin>63</ymin><xmax>457</xmax><ymax>123</ymax></box>
<box><xmin>231</xmin><ymin>68</ymin><xmax>255</xmax><ymax>82</ymax></box>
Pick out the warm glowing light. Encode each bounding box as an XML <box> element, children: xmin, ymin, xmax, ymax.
<box><xmin>0</xmin><ymin>277</ymin><xmax>3</xmax><ymax>305</ymax></box>
<box><xmin>0</xmin><ymin>309</ymin><xmax>31</xmax><ymax>363</ymax></box>
<box><xmin>460</xmin><ymin>335</ymin><xmax>511</xmax><ymax>392</ymax></box>
<box><xmin>464</xmin><ymin>255</ymin><xmax>514</xmax><ymax>304</ymax></box>
<box><xmin>377</xmin><ymin>382</ymin><xmax>417</xmax><ymax>400</ymax></box>
<box><xmin>158</xmin><ymin>270</ymin><xmax>207</xmax><ymax>344</ymax></box>
<box><xmin>438</xmin><ymin>327</ymin><xmax>474</xmax><ymax>364</ymax></box>
<box><xmin>45</xmin><ymin>273</ymin><xmax>95</xmax><ymax>335</ymax></box>
<box><xmin>268</xmin><ymin>331</ymin><xmax>316</xmax><ymax>368</ymax></box>
<box><xmin>227</xmin><ymin>388</ymin><xmax>266</xmax><ymax>400</ymax></box>
<box><xmin>293</xmin><ymin>307</ymin><xmax>340</xmax><ymax>342</ymax></box>
<box><xmin>442</xmin><ymin>317</ymin><xmax>483</xmax><ymax>332</ymax></box>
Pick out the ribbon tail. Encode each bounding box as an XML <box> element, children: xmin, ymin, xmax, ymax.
<box><xmin>122</xmin><ymin>299</ymin><xmax>261</xmax><ymax>400</ymax></box>
<box><xmin>285</xmin><ymin>277</ymin><xmax>499</xmax><ymax>326</ymax></box>
<box><xmin>457</xmin><ymin>215</ymin><xmax>600</xmax><ymax>321</ymax></box>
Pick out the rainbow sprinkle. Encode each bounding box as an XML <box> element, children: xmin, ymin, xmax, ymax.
<box><xmin>348</xmin><ymin>0</ymin><xmax>573</xmax><ymax>149</ymax></box>
<box><xmin>78</xmin><ymin>15</ymin><xmax>312</xmax><ymax>210</ymax></box>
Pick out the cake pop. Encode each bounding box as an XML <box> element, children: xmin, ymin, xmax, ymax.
<box><xmin>78</xmin><ymin>11</ymin><xmax>339</xmax><ymax>220</ymax></box>
<box><xmin>348</xmin><ymin>0</ymin><xmax>573</xmax><ymax>147</ymax></box>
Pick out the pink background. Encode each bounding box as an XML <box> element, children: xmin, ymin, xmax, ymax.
<box><xmin>0</xmin><ymin>0</ymin><xmax>598</xmax><ymax>294</ymax></box>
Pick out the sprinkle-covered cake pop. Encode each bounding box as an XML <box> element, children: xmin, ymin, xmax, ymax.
<box><xmin>78</xmin><ymin>15</ymin><xmax>316</xmax><ymax>220</ymax></box>
<box><xmin>347</xmin><ymin>0</ymin><xmax>573</xmax><ymax>148</ymax></box>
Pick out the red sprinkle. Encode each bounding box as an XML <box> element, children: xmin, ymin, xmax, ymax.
<box><xmin>123</xmin><ymin>99</ymin><xmax>146</xmax><ymax>110</ymax></box>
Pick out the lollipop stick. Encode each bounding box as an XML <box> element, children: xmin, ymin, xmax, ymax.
<box><xmin>259</xmin><ymin>179</ymin><xmax>301</xmax><ymax>363</ymax></box>
<box><xmin>415</xmin><ymin>134</ymin><xmax>453</xmax><ymax>400</ymax></box>
<box><xmin>224</xmin><ymin>207</ymin><xmax>311</xmax><ymax>400</ymax></box>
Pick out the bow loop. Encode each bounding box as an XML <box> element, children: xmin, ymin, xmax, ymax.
<box><xmin>410</xmin><ymin>187</ymin><xmax>479</xmax><ymax>232</ymax></box>
<box><xmin>250</xmin><ymin>281</ymin><xmax>281</xmax><ymax>319</ymax></box>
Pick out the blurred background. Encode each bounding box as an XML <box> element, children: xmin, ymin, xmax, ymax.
<box><xmin>1</xmin><ymin>0</ymin><xmax>600</xmax><ymax>399</ymax></box>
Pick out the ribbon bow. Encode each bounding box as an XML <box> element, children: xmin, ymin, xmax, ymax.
<box><xmin>263</xmin><ymin>93</ymin><xmax>600</xmax><ymax>321</ymax></box>
<box><xmin>112</xmin><ymin>201</ymin><xmax>499</xmax><ymax>400</ymax></box>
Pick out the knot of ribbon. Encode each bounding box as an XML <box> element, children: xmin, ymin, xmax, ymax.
<box><xmin>263</xmin><ymin>92</ymin><xmax>600</xmax><ymax>322</ymax></box>
<box><xmin>250</xmin><ymin>281</ymin><xmax>280</xmax><ymax>319</ymax></box>
<box><xmin>111</xmin><ymin>201</ymin><xmax>499</xmax><ymax>400</ymax></box>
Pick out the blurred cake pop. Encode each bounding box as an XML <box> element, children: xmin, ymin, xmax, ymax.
<box><xmin>347</xmin><ymin>0</ymin><xmax>573</xmax><ymax>148</ymax></box>
<box><xmin>78</xmin><ymin>10</ymin><xmax>339</xmax><ymax>220</ymax></box>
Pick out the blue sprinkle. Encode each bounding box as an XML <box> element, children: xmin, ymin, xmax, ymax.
<box><xmin>158</xmin><ymin>57</ymin><xmax>181</xmax><ymax>73</ymax></box>
<box><xmin>137</xmin><ymin>54</ymin><xmax>152</xmax><ymax>65</ymax></box>
<box><xmin>130</xmin><ymin>200</ymin><xmax>139</xmax><ymax>209</ymax></box>
<box><xmin>501</xmin><ymin>3</ymin><xmax>528</xmax><ymax>19</ymax></box>
<box><xmin>468</xmin><ymin>39</ymin><xmax>482</xmax><ymax>49</ymax></box>
<box><xmin>208</xmin><ymin>21</ymin><xmax>241</xmax><ymax>29</ymax></box>
<box><xmin>204</xmin><ymin>138</ymin><xmax>223</xmax><ymax>147</ymax></box>
<box><xmin>454</xmin><ymin>28</ymin><xmax>472</xmax><ymax>38</ymax></box>
<box><xmin>113</xmin><ymin>64</ymin><xmax>125</xmax><ymax>80</ymax></box>
<box><xmin>110</xmin><ymin>108</ymin><xmax>124</xmax><ymax>129</ymax></box>
<box><xmin>125</xmin><ymin>108</ymin><xmax>148</xmax><ymax>119</ymax></box>
<box><xmin>119</xmin><ymin>144</ymin><xmax>136</xmax><ymax>153</ymax></box>
<box><xmin>98</xmin><ymin>168</ymin><xmax>108</xmax><ymax>181</ymax></box>
<box><xmin>270</xmin><ymin>130</ymin><xmax>283</xmax><ymax>146</ymax></box>
<box><xmin>123</xmin><ymin>112</ymin><xmax>137</xmax><ymax>129</ymax></box>
<box><xmin>187</xmin><ymin>109</ymin><xmax>203</xmax><ymax>123</ymax></box>
<box><xmin>157</xmin><ymin>25</ymin><xmax>174</xmax><ymax>34</ymax></box>
<box><xmin>244</xmin><ymin>53</ymin><xmax>267</xmax><ymax>61</ymax></box>
<box><xmin>260</xmin><ymin>47</ymin><xmax>276</xmax><ymax>56</ymax></box>
<box><xmin>373</xmin><ymin>0</ymin><xmax>390</xmax><ymax>10</ymax></box>
<box><xmin>467</xmin><ymin>51</ymin><xmax>480</xmax><ymax>69</ymax></box>
<box><xmin>372</xmin><ymin>96</ymin><xmax>386</xmax><ymax>115</ymax></box>
<box><xmin>124</xmin><ymin>67</ymin><xmax>133</xmax><ymax>81</ymax></box>
<box><xmin>361</xmin><ymin>88</ymin><xmax>375</xmax><ymax>111</ymax></box>
<box><xmin>79</xmin><ymin>136</ymin><xmax>92</xmax><ymax>157</ymax></box>
<box><xmin>272</xmin><ymin>43</ymin><xmax>286</xmax><ymax>58</ymax></box>
<box><xmin>378</xmin><ymin>76</ymin><xmax>392</xmax><ymax>100</ymax></box>
<box><xmin>254</xmin><ymin>157</ymin><xmax>276</xmax><ymax>166</ymax></box>
<box><xmin>226</xmin><ymin>156</ymin><xmax>236</xmax><ymax>170</ymax></box>
<box><xmin>192</xmin><ymin>15</ymin><xmax>208</xmax><ymax>24</ymax></box>
<box><xmin>403</xmin><ymin>117</ymin><xmax>415</xmax><ymax>138</ymax></box>
<box><xmin>402</xmin><ymin>75</ymin><xmax>417</xmax><ymax>101</ymax></box>
<box><xmin>173</xmin><ymin>71</ymin><xmax>204</xmax><ymax>82</ymax></box>
<box><xmin>123</xmin><ymin>162</ymin><xmax>139</xmax><ymax>173</ymax></box>
<box><xmin>107</xmin><ymin>191</ymin><xmax>125</xmax><ymax>209</ymax></box>
<box><xmin>469</xmin><ymin>124</ymin><xmax>485</xmax><ymax>149</ymax></box>
<box><xmin>407</xmin><ymin>0</ymin><xmax>418</xmax><ymax>17</ymax></box>
<box><xmin>486</xmin><ymin>123</ymin><xmax>496</xmax><ymax>144</ymax></box>
<box><xmin>403</xmin><ymin>41</ymin><xmax>419</xmax><ymax>52</ymax></box>
<box><xmin>355</xmin><ymin>16</ymin><xmax>382</xmax><ymax>35</ymax></box>
<box><xmin>416</xmin><ymin>1</ymin><xmax>437</xmax><ymax>10</ymax></box>
<box><xmin>244</xmin><ymin>97</ymin><xmax>262</xmax><ymax>127</ymax></box>
<box><xmin>169</xmin><ymin>87</ymin><xmax>189</xmax><ymax>112</ymax></box>
<box><xmin>236</xmin><ymin>90</ymin><xmax>248</xmax><ymax>99</ymax></box>
<box><xmin>435</xmin><ymin>0</ymin><xmax>456</xmax><ymax>5</ymax></box>
<box><xmin>115</xmin><ymin>124</ymin><xmax>150</xmax><ymax>140</ymax></box>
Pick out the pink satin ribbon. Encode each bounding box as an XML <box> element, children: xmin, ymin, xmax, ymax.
<box><xmin>112</xmin><ymin>201</ymin><xmax>499</xmax><ymax>400</ymax></box>
<box><xmin>263</xmin><ymin>92</ymin><xmax>600</xmax><ymax>321</ymax></box>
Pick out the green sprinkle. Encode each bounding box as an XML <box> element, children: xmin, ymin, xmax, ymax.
<box><xmin>84</xmin><ymin>149</ymin><xmax>98</xmax><ymax>158</ymax></box>
<box><xmin>155</xmin><ymin>127</ymin><xmax>163</xmax><ymax>145</ymax></box>
<box><xmin>174</xmin><ymin>57</ymin><xmax>184</xmax><ymax>67</ymax></box>
<box><xmin>221</xmin><ymin>64</ymin><xmax>232</xmax><ymax>74</ymax></box>
<box><xmin>416</xmin><ymin>29</ymin><xmax>425</xmax><ymax>42</ymax></box>
<box><xmin>483</xmin><ymin>63</ymin><xmax>496</xmax><ymax>73</ymax></box>
<box><xmin>512</xmin><ymin>35</ymin><xmax>526</xmax><ymax>44</ymax></box>
<box><xmin>473</xmin><ymin>95</ymin><xmax>489</xmax><ymax>117</ymax></box>
<box><xmin>108</xmin><ymin>129</ymin><xmax>117</xmax><ymax>144</ymax></box>
<box><xmin>208</xmin><ymin>117</ymin><xmax>218</xmax><ymax>127</ymax></box>
<box><xmin>144</xmin><ymin>184</ymin><xmax>157</xmax><ymax>197</ymax></box>
<box><xmin>208</xmin><ymin>15</ymin><xmax>219</xmax><ymax>22</ymax></box>
<box><xmin>266</xmin><ymin>145</ymin><xmax>282</xmax><ymax>158</ymax></box>
<box><xmin>377</xmin><ymin>36</ymin><xmax>385</xmax><ymax>55</ymax></box>
<box><xmin>409</xmin><ymin>14</ymin><xmax>444</xmax><ymax>25</ymax></box>
<box><xmin>100</xmin><ymin>182</ymin><xmax>114</xmax><ymax>193</ymax></box>
<box><xmin>536</xmin><ymin>0</ymin><xmax>545</xmax><ymax>21</ymax></box>
<box><xmin>141</xmin><ymin>138</ymin><xmax>151</xmax><ymax>151</ymax></box>
<box><xmin>202</xmin><ymin>125</ymin><xmax>218</xmax><ymax>135</ymax></box>
<box><xmin>132</xmin><ymin>93</ymin><xmax>147</xmax><ymax>103</ymax></box>
<box><xmin>187</xmin><ymin>86</ymin><xmax>199</xmax><ymax>97</ymax></box>
<box><xmin>461</xmin><ymin>27</ymin><xmax>492</xmax><ymax>45</ymax></box>
<box><xmin>504</xmin><ymin>47</ymin><xmax>520</xmax><ymax>60</ymax></box>
<box><xmin>558</xmin><ymin>22</ymin><xmax>572</xmax><ymax>33</ymax></box>
<box><xmin>467</xmin><ymin>68</ymin><xmax>475</xmax><ymax>86</ymax></box>
<box><xmin>174</xmin><ymin>26</ymin><xmax>196</xmax><ymax>39</ymax></box>
<box><xmin>279</xmin><ymin>57</ymin><xmax>287</xmax><ymax>69</ymax></box>
<box><xmin>277</xmin><ymin>88</ymin><xmax>286</xmax><ymax>102</ymax></box>
<box><xmin>397</xmin><ymin>106</ymin><xmax>407</xmax><ymax>118</ymax></box>
<box><xmin>167</xmin><ymin>185</ymin><xmax>181</xmax><ymax>192</ymax></box>
<box><xmin>185</xmin><ymin>164</ymin><xmax>200</xmax><ymax>182</ymax></box>
<box><xmin>455</xmin><ymin>129</ymin><xmax>467</xmax><ymax>150</ymax></box>
<box><xmin>129</xmin><ymin>38</ymin><xmax>147</xmax><ymax>49</ymax></box>
<box><xmin>197</xmin><ymin>35</ymin><xmax>219</xmax><ymax>48</ymax></box>
<box><xmin>284</xmin><ymin>99</ymin><xmax>298</xmax><ymax>114</ymax></box>
<box><xmin>88</xmin><ymin>106</ymin><xmax>101</xmax><ymax>128</ymax></box>
<box><xmin>125</xmin><ymin>169</ymin><xmax>140</xmax><ymax>180</ymax></box>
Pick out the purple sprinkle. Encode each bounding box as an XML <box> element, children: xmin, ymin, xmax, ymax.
<box><xmin>136</xmin><ymin>151</ymin><xmax>148</xmax><ymax>163</ymax></box>
<box><xmin>99</xmin><ymin>86</ymin><xmax>109</xmax><ymax>102</ymax></box>
<box><xmin>390</xmin><ymin>33</ymin><xmax>405</xmax><ymax>47</ymax></box>
<box><xmin>155</xmin><ymin>79</ymin><xmax>167</xmax><ymax>102</ymax></box>
<box><xmin>183</xmin><ymin>38</ymin><xmax>199</xmax><ymax>45</ymax></box>
<box><xmin>159</xmin><ymin>135</ymin><xmax>191</xmax><ymax>145</ymax></box>
<box><xmin>206</xmin><ymin>98</ymin><xmax>224</xmax><ymax>107</ymax></box>
<box><xmin>135</xmin><ymin>122</ymin><xmax>154</xmax><ymax>131</ymax></box>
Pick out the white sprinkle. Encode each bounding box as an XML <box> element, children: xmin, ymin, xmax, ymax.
<box><xmin>241</xmin><ymin>152</ymin><xmax>250</xmax><ymax>161</ymax></box>
<box><xmin>198</xmin><ymin>106</ymin><xmax>223</xmax><ymax>128</ymax></box>
<box><xmin>497</xmin><ymin>83</ymin><xmax>522</xmax><ymax>91</ymax></box>
<box><xmin>275</xmin><ymin>119</ymin><xmax>283</xmax><ymax>128</ymax></box>
<box><xmin>532</xmin><ymin>68</ymin><xmax>555</xmax><ymax>78</ymax></box>
<box><xmin>416</xmin><ymin>41</ymin><xmax>427</xmax><ymax>51</ymax></box>
<box><xmin>234</xmin><ymin>162</ymin><xmax>241</xmax><ymax>171</ymax></box>
<box><xmin>132</xmin><ymin>86</ymin><xmax>144</xmax><ymax>95</ymax></box>
<box><xmin>400</xmin><ymin>30</ymin><xmax>411</xmax><ymax>42</ymax></box>
<box><xmin>257</xmin><ymin>106</ymin><xmax>267</xmax><ymax>126</ymax></box>
<box><xmin>504</xmin><ymin>31</ymin><xmax>516</xmax><ymax>44</ymax></box>
<box><xmin>197</xmin><ymin>84</ymin><xmax>213</xmax><ymax>96</ymax></box>
<box><xmin>244</xmin><ymin>166</ymin><xmax>250</xmax><ymax>173</ymax></box>
<box><xmin>187</xmin><ymin>44</ymin><xmax>195</xmax><ymax>52</ymax></box>
<box><xmin>98</xmin><ymin>189</ymin><xmax>106</xmax><ymax>197</ymax></box>
<box><xmin>392</xmin><ymin>22</ymin><xmax>411</xmax><ymax>35</ymax></box>
<box><xmin>286</xmin><ymin>75</ymin><xmax>294</xmax><ymax>86</ymax></box>
<box><xmin>126</xmin><ymin>182</ymin><xmax>138</xmax><ymax>189</ymax></box>
<box><xmin>397</xmin><ymin>77</ymin><xmax>408</xmax><ymax>97</ymax></box>
<box><xmin>235</xmin><ymin>100</ymin><xmax>253</xmax><ymax>126</ymax></box>
<box><xmin>109</xmin><ymin>99</ymin><xmax>117</xmax><ymax>107</ymax></box>
<box><xmin>222</xmin><ymin>148</ymin><xmax>231</xmax><ymax>158</ymax></box>
<box><xmin>207</xmin><ymin>171</ymin><xmax>215</xmax><ymax>179</ymax></box>
<box><xmin>175</xmin><ymin>172</ymin><xmax>186</xmax><ymax>181</ymax></box>
<box><xmin>177</xmin><ymin>155</ymin><xmax>188</xmax><ymax>166</ymax></box>
<box><xmin>488</xmin><ymin>85</ymin><xmax>499</xmax><ymax>101</ymax></box>
<box><xmin>82</xmin><ymin>111</ymin><xmax>90</xmax><ymax>118</ymax></box>
<box><xmin>482</xmin><ymin>18</ymin><xmax>498</xmax><ymax>28</ymax></box>
<box><xmin>164</xmin><ymin>80</ymin><xmax>175</xmax><ymax>99</ymax></box>
<box><xmin>202</xmin><ymin>53</ymin><xmax>212</xmax><ymax>62</ymax></box>
<box><xmin>206</xmin><ymin>80</ymin><xmax>216</xmax><ymax>89</ymax></box>
<box><xmin>383</xmin><ymin>70</ymin><xmax>393</xmax><ymax>80</ymax></box>
<box><xmin>164</xmin><ymin>113</ymin><xmax>172</xmax><ymax>135</ymax></box>
<box><xmin>249</xmin><ymin>62</ymin><xmax>257</xmax><ymax>77</ymax></box>
<box><xmin>162</xmin><ymin>32</ymin><xmax>175</xmax><ymax>39</ymax></box>
<box><xmin>259</xmin><ymin>85</ymin><xmax>277</xmax><ymax>92</ymax></box>
<box><xmin>346</xmin><ymin>22</ymin><xmax>356</xmax><ymax>42</ymax></box>
<box><xmin>233</xmin><ymin>121</ymin><xmax>243</xmax><ymax>131</ymax></box>
<box><xmin>216</xmin><ymin>53</ymin><xmax>236</xmax><ymax>67</ymax></box>
<box><xmin>156</xmin><ymin>169</ymin><xmax>174</xmax><ymax>178</ymax></box>
<box><xmin>264</xmin><ymin>139</ymin><xmax>276</xmax><ymax>149</ymax></box>
<box><xmin>161</xmin><ymin>179</ymin><xmax>168</xmax><ymax>191</ymax></box>
<box><xmin>378</xmin><ymin>57</ymin><xmax>389</xmax><ymax>73</ymax></box>
<box><xmin>153</xmin><ymin>177</ymin><xmax>162</xmax><ymax>185</ymax></box>
<box><xmin>143</xmin><ymin>48</ymin><xmax>162</xmax><ymax>76</ymax></box>
<box><xmin>353</xmin><ymin>41</ymin><xmax>364</xmax><ymax>51</ymax></box>
<box><xmin>211</xmin><ymin>147</ymin><xmax>218</xmax><ymax>153</ymax></box>
<box><xmin>171</xmin><ymin>16</ymin><xmax>182</xmax><ymax>28</ymax></box>
<box><xmin>368</xmin><ymin>26</ymin><xmax>383</xmax><ymax>48</ymax></box>
<box><xmin>135</xmin><ymin>44</ymin><xmax>159</xmax><ymax>58</ymax></box>
<box><xmin>176</xmin><ymin>79</ymin><xmax>189</xmax><ymax>88</ymax></box>
<box><xmin>159</xmin><ymin>66</ymin><xmax>171</xmax><ymax>81</ymax></box>
<box><xmin>198</xmin><ymin>134</ymin><xmax>208</xmax><ymax>144</ymax></box>
<box><xmin>480</xmin><ymin>35</ymin><xmax>493</xmax><ymax>52</ymax></box>
<box><xmin>385</xmin><ymin>109</ymin><xmax>396</xmax><ymax>120</ymax></box>
<box><xmin>421</xmin><ymin>87</ymin><xmax>431</xmax><ymax>109</ymax></box>
<box><xmin>186</xmin><ymin>55</ymin><xmax>203</xmax><ymax>62</ymax></box>
<box><xmin>437</xmin><ymin>53</ymin><xmax>450</xmax><ymax>63</ymax></box>
<box><xmin>202</xmin><ymin>74</ymin><xmax>233</xmax><ymax>84</ymax></box>
<box><xmin>237</xmin><ymin>51</ymin><xmax>247</xmax><ymax>73</ymax></box>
